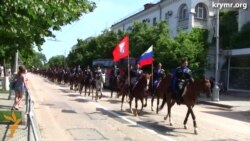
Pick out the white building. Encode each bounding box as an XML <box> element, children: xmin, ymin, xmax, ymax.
<box><xmin>111</xmin><ymin>0</ymin><xmax>216</xmax><ymax>40</ymax></box>
<box><xmin>110</xmin><ymin>0</ymin><xmax>250</xmax><ymax>92</ymax></box>
<box><xmin>238</xmin><ymin>0</ymin><xmax>250</xmax><ymax>30</ymax></box>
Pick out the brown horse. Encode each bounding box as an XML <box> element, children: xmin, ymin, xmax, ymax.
<box><xmin>151</xmin><ymin>73</ymin><xmax>172</xmax><ymax>113</ymax></box>
<box><xmin>128</xmin><ymin>73</ymin><xmax>151</xmax><ymax>116</ymax></box>
<box><xmin>160</xmin><ymin>77</ymin><xmax>211</xmax><ymax>134</ymax></box>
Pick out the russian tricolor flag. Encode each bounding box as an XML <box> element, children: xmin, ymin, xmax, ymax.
<box><xmin>138</xmin><ymin>45</ymin><xmax>153</xmax><ymax>68</ymax></box>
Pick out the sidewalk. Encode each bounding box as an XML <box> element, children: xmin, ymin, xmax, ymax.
<box><xmin>198</xmin><ymin>91</ymin><xmax>250</xmax><ymax>111</ymax></box>
<box><xmin>0</xmin><ymin>89</ymin><xmax>28</xmax><ymax>141</ymax></box>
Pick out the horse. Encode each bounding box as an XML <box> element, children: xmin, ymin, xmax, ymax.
<box><xmin>128</xmin><ymin>73</ymin><xmax>151</xmax><ymax>116</ymax></box>
<box><xmin>109</xmin><ymin>74</ymin><xmax>119</xmax><ymax>98</ymax></box>
<box><xmin>83</xmin><ymin>70</ymin><xmax>94</xmax><ymax>96</ymax></box>
<box><xmin>150</xmin><ymin>73</ymin><xmax>172</xmax><ymax>113</ymax></box>
<box><xmin>94</xmin><ymin>72</ymin><xmax>105</xmax><ymax>101</ymax></box>
<box><xmin>160</xmin><ymin>77</ymin><xmax>211</xmax><ymax>134</ymax></box>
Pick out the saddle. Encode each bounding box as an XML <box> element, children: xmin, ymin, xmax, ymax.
<box><xmin>174</xmin><ymin>79</ymin><xmax>188</xmax><ymax>105</ymax></box>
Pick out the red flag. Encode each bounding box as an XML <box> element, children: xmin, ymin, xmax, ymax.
<box><xmin>112</xmin><ymin>35</ymin><xmax>129</xmax><ymax>62</ymax></box>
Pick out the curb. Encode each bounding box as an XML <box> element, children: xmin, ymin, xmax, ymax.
<box><xmin>197</xmin><ymin>100</ymin><xmax>233</xmax><ymax>109</ymax></box>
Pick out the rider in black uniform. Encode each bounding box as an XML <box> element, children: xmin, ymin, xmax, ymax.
<box><xmin>172</xmin><ymin>58</ymin><xmax>193</xmax><ymax>105</ymax></box>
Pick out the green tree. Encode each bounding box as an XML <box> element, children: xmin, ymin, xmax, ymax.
<box><xmin>231</xmin><ymin>22</ymin><xmax>250</xmax><ymax>49</ymax></box>
<box><xmin>20</xmin><ymin>50</ymin><xmax>47</xmax><ymax>69</ymax></box>
<box><xmin>0</xmin><ymin>0</ymin><xmax>96</xmax><ymax>71</ymax></box>
<box><xmin>219</xmin><ymin>11</ymin><xmax>238</xmax><ymax>49</ymax></box>
<box><xmin>47</xmin><ymin>55</ymin><xmax>65</xmax><ymax>68</ymax></box>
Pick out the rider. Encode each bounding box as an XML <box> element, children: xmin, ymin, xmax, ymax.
<box><xmin>76</xmin><ymin>65</ymin><xmax>81</xmax><ymax>74</ymax></box>
<box><xmin>172</xmin><ymin>58</ymin><xmax>194</xmax><ymax>105</ymax></box>
<box><xmin>153</xmin><ymin>62</ymin><xmax>165</xmax><ymax>89</ymax></box>
<box><xmin>129</xmin><ymin>65</ymin><xmax>142</xmax><ymax>86</ymax></box>
<box><xmin>110</xmin><ymin>65</ymin><xmax>119</xmax><ymax>78</ymax></box>
<box><xmin>135</xmin><ymin>64</ymin><xmax>143</xmax><ymax>79</ymax></box>
<box><xmin>109</xmin><ymin>65</ymin><xmax>119</xmax><ymax>84</ymax></box>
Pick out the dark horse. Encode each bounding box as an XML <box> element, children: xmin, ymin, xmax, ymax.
<box><xmin>109</xmin><ymin>75</ymin><xmax>119</xmax><ymax>98</ymax></box>
<box><xmin>83</xmin><ymin>70</ymin><xmax>94</xmax><ymax>96</ymax></box>
<box><xmin>150</xmin><ymin>73</ymin><xmax>172</xmax><ymax>113</ymax></box>
<box><xmin>159</xmin><ymin>77</ymin><xmax>211</xmax><ymax>134</ymax></box>
<box><xmin>126</xmin><ymin>73</ymin><xmax>151</xmax><ymax>116</ymax></box>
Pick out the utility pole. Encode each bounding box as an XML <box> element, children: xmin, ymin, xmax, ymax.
<box><xmin>212</xmin><ymin>0</ymin><xmax>220</xmax><ymax>101</ymax></box>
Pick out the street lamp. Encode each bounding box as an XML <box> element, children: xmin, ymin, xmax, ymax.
<box><xmin>212</xmin><ymin>0</ymin><xmax>220</xmax><ymax>101</ymax></box>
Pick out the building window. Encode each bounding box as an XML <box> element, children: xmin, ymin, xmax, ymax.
<box><xmin>126</xmin><ymin>26</ymin><xmax>132</xmax><ymax>31</ymax></box>
<box><xmin>179</xmin><ymin>4</ymin><xmax>189</xmax><ymax>21</ymax></box>
<box><xmin>153</xmin><ymin>17</ymin><xmax>157</xmax><ymax>26</ymax></box>
<box><xmin>142</xmin><ymin>18</ymin><xmax>150</xmax><ymax>23</ymax></box>
<box><xmin>195</xmin><ymin>3</ymin><xmax>207</xmax><ymax>20</ymax></box>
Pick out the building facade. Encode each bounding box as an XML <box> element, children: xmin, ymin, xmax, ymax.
<box><xmin>111</xmin><ymin>0</ymin><xmax>216</xmax><ymax>40</ymax></box>
<box><xmin>110</xmin><ymin>0</ymin><xmax>250</xmax><ymax>92</ymax></box>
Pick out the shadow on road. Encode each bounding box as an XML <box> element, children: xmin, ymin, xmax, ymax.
<box><xmin>203</xmin><ymin>110</ymin><xmax>250</xmax><ymax>123</ymax></box>
<box><xmin>72</xmin><ymin>98</ymin><xmax>89</xmax><ymax>103</ymax></box>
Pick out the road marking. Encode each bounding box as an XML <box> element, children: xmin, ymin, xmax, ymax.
<box><xmin>77</xmin><ymin>96</ymin><xmax>176</xmax><ymax>141</ymax></box>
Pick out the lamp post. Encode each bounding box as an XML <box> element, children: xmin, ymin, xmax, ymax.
<box><xmin>212</xmin><ymin>0</ymin><xmax>220</xmax><ymax>101</ymax></box>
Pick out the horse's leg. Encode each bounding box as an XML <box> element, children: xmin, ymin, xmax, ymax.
<box><xmin>121</xmin><ymin>91</ymin><xmax>125</xmax><ymax>111</ymax></box>
<box><xmin>135</xmin><ymin>98</ymin><xmax>138</xmax><ymax>116</ymax></box>
<box><xmin>84</xmin><ymin>83</ymin><xmax>86</xmax><ymax>96</ymax></box>
<box><xmin>79</xmin><ymin>83</ymin><xmax>83</xmax><ymax>95</ymax></box>
<box><xmin>156</xmin><ymin>96</ymin><xmax>160</xmax><ymax>114</ymax></box>
<box><xmin>151</xmin><ymin>95</ymin><xmax>155</xmax><ymax>111</ymax></box>
<box><xmin>139</xmin><ymin>97</ymin><xmax>144</xmax><ymax>115</ymax></box>
<box><xmin>183</xmin><ymin>107</ymin><xmax>191</xmax><ymax>129</ymax></box>
<box><xmin>143</xmin><ymin>91</ymin><xmax>147</xmax><ymax>107</ymax></box>
<box><xmin>189</xmin><ymin>106</ymin><xmax>198</xmax><ymax>134</ymax></box>
<box><xmin>164</xmin><ymin>100</ymin><xmax>175</xmax><ymax>126</ymax></box>
<box><xmin>95</xmin><ymin>84</ymin><xmax>98</xmax><ymax>102</ymax></box>
<box><xmin>110</xmin><ymin>87</ymin><xmax>113</xmax><ymax>98</ymax></box>
<box><xmin>129</xmin><ymin>96</ymin><xmax>134</xmax><ymax>113</ymax></box>
<box><xmin>99</xmin><ymin>83</ymin><xmax>103</xmax><ymax>99</ymax></box>
<box><xmin>89</xmin><ymin>84</ymin><xmax>91</xmax><ymax>96</ymax></box>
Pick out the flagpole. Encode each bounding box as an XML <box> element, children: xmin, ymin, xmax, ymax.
<box><xmin>128</xmin><ymin>54</ymin><xmax>130</xmax><ymax>88</ymax></box>
<box><xmin>151</xmin><ymin>46</ymin><xmax>154</xmax><ymax>92</ymax></box>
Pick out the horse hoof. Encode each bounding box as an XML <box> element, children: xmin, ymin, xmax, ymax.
<box><xmin>170</xmin><ymin>123</ymin><xmax>173</xmax><ymax>126</ymax></box>
<box><xmin>184</xmin><ymin>125</ymin><xmax>188</xmax><ymax>129</ymax></box>
<box><xmin>194</xmin><ymin>128</ymin><xmax>198</xmax><ymax>134</ymax></box>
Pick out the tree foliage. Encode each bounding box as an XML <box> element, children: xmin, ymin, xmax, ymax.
<box><xmin>231</xmin><ymin>22</ymin><xmax>250</xmax><ymax>49</ymax></box>
<box><xmin>20</xmin><ymin>50</ymin><xmax>47</xmax><ymax>69</ymax></box>
<box><xmin>47</xmin><ymin>55</ymin><xmax>65</xmax><ymax>68</ymax></box>
<box><xmin>219</xmin><ymin>11</ymin><xmax>238</xmax><ymax>49</ymax></box>
<box><xmin>0</xmin><ymin>0</ymin><xmax>96</xmax><ymax>69</ymax></box>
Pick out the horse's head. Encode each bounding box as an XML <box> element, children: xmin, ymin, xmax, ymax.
<box><xmin>140</xmin><ymin>73</ymin><xmax>151</xmax><ymax>90</ymax></box>
<box><xmin>197</xmin><ymin>77</ymin><xmax>211</xmax><ymax>98</ymax></box>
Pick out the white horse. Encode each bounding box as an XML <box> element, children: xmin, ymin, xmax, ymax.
<box><xmin>95</xmin><ymin>71</ymin><xmax>105</xmax><ymax>101</ymax></box>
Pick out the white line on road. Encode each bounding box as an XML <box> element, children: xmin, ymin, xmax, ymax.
<box><xmin>77</xmin><ymin>96</ymin><xmax>176</xmax><ymax>141</ymax></box>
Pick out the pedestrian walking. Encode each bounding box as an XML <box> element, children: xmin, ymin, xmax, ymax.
<box><xmin>12</xmin><ymin>66</ymin><xmax>28</xmax><ymax>110</ymax></box>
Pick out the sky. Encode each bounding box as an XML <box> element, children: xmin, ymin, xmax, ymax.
<box><xmin>41</xmin><ymin>0</ymin><xmax>159</xmax><ymax>60</ymax></box>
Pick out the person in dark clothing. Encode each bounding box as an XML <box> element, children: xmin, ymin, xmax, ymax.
<box><xmin>172</xmin><ymin>58</ymin><xmax>193</xmax><ymax>105</ymax></box>
<box><xmin>153</xmin><ymin>62</ymin><xmax>165</xmax><ymax>89</ymax></box>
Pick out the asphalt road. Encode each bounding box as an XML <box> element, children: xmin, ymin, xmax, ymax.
<box><xmin>28</xmin><ymin>73</ymin><xmax>250</xmax><ymax>141</ymax></box>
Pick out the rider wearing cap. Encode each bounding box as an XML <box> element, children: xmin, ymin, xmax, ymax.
<box><xmin>172</xmin><ymin>58</ymin><xmax>194</xmax><ymax>105</ymax></box>
<box><xmin>153</xmin><ymin>62</ymin><xmax>165</xmax><ymax>89</ymax></box>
